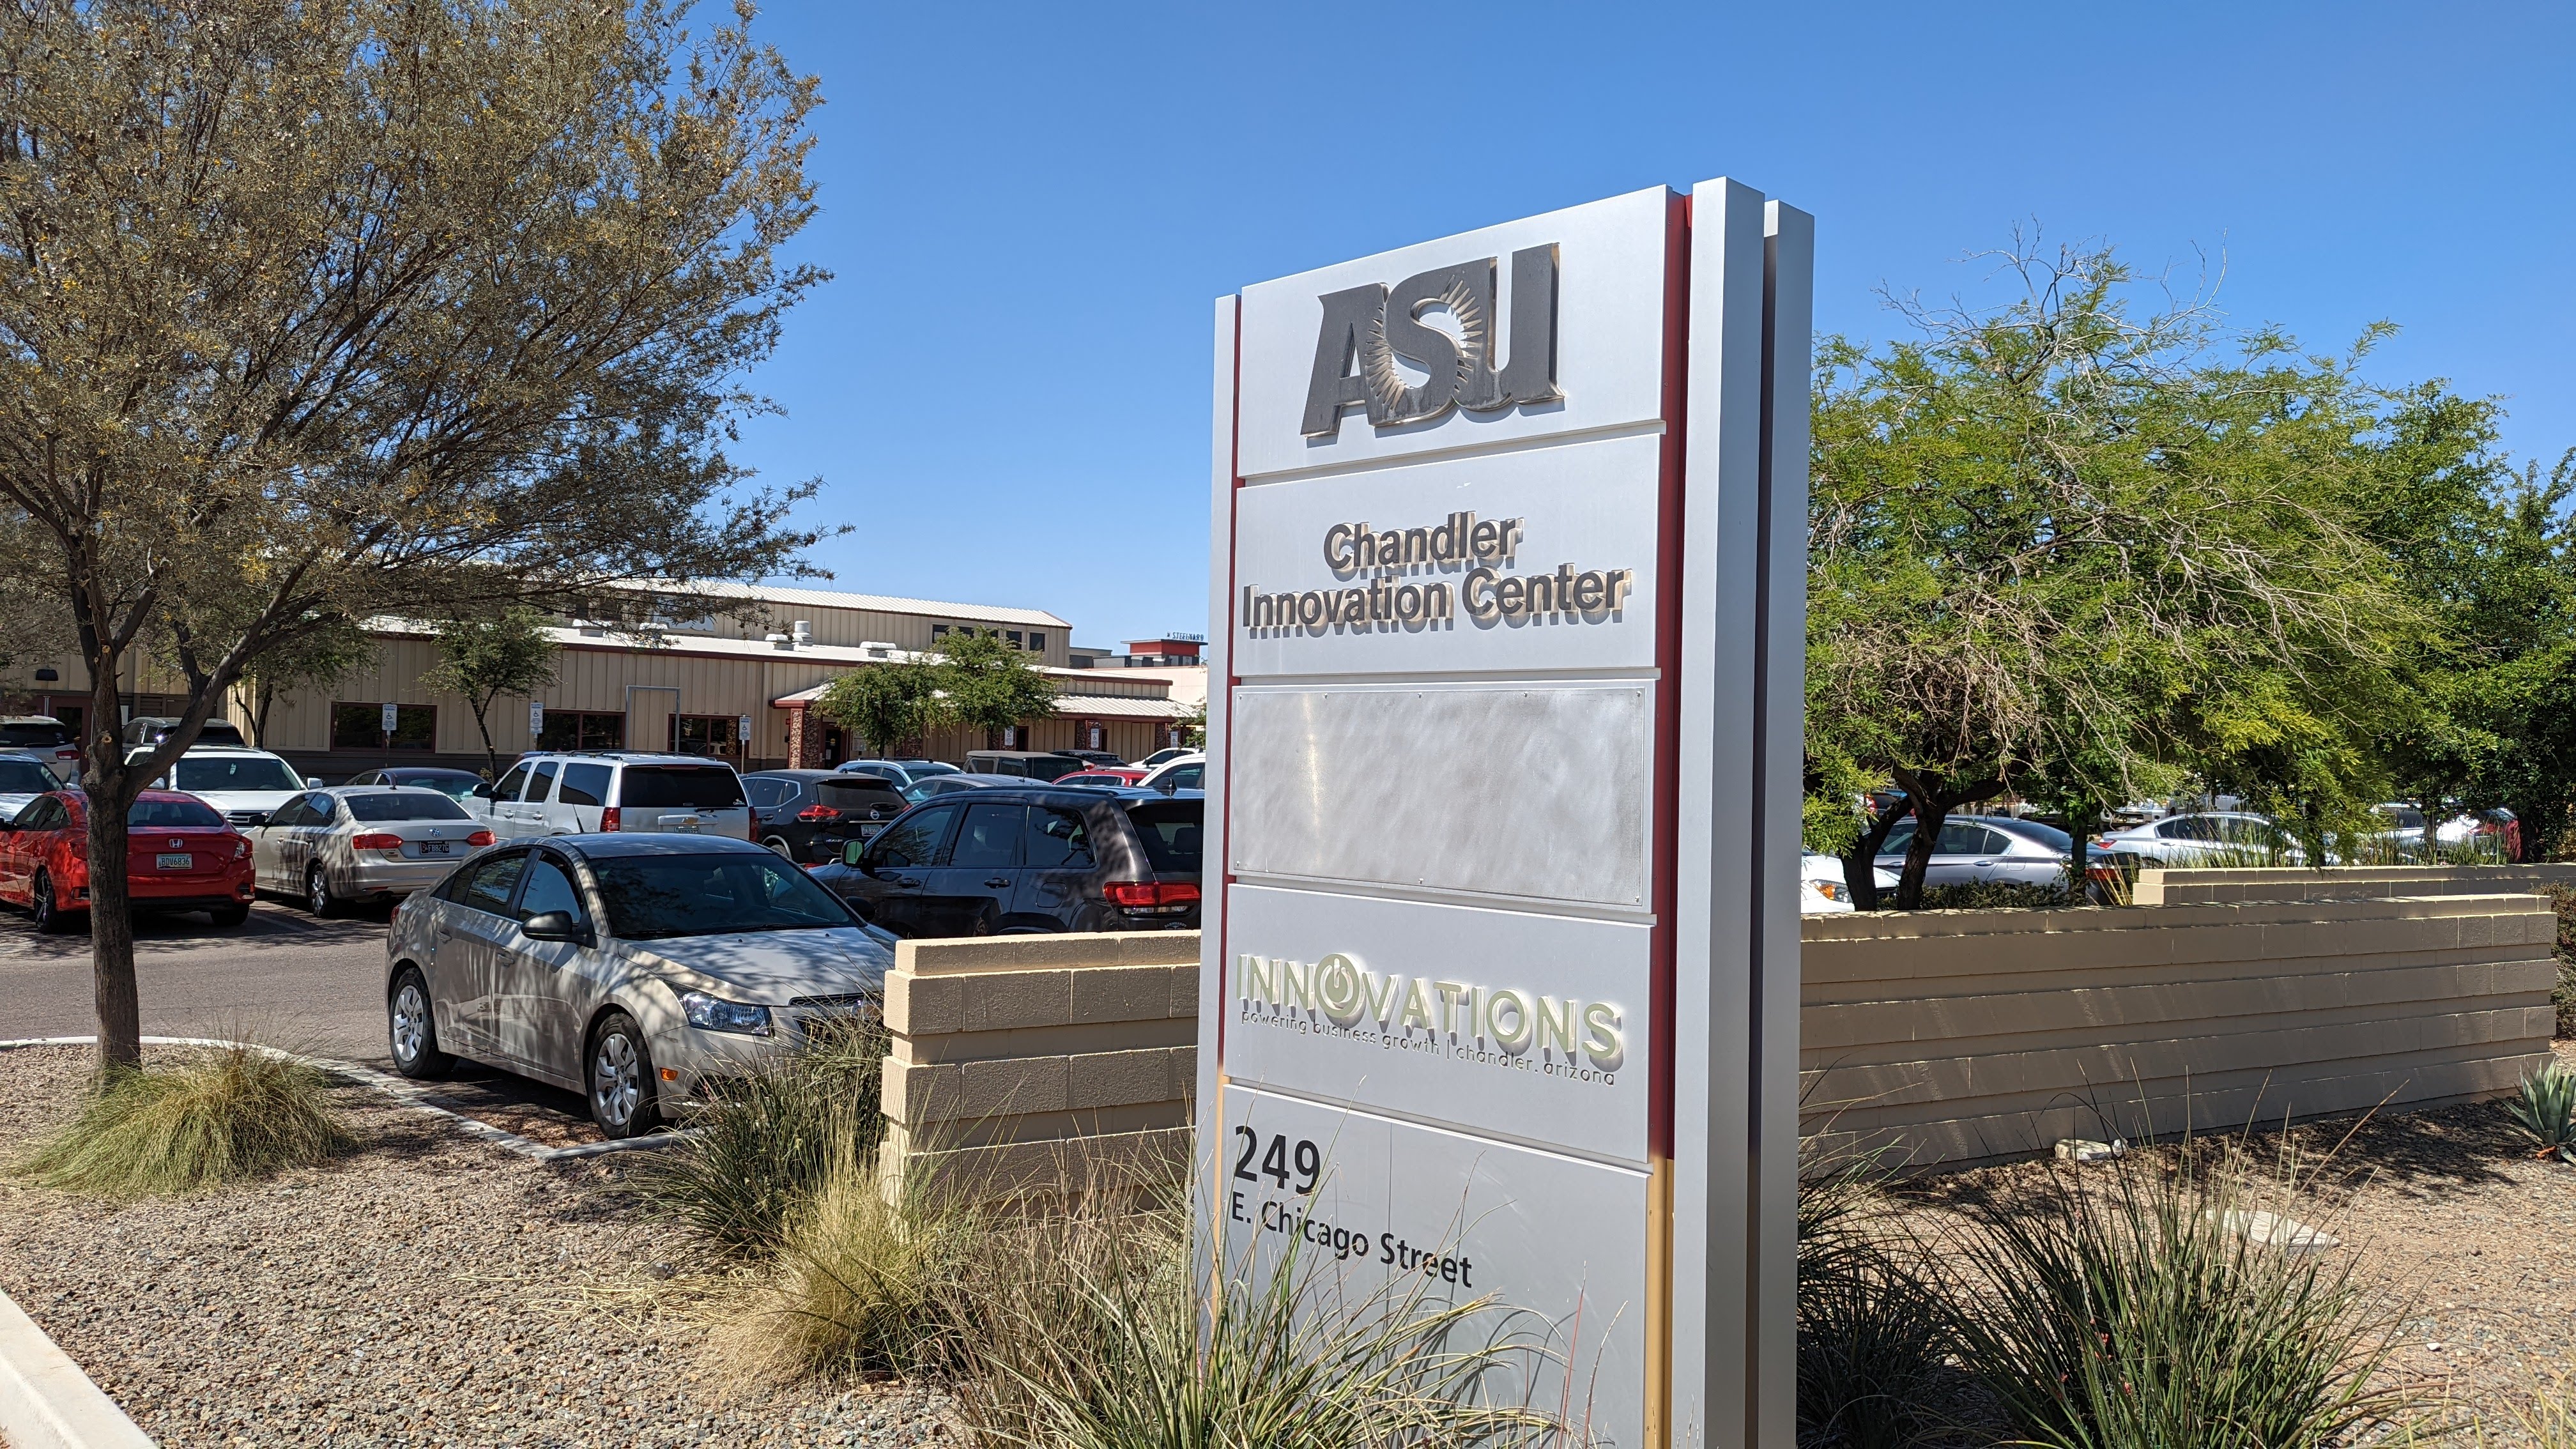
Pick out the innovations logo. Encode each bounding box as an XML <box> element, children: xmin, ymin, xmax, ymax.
<box><xmin>1234</xmin><ymin>951</ymin><xmax>1624</xmax><ymax>1082</ymax></box>
<box><xmin>1300</xmin><ymin>246</ymin><xmax>1562</xmax><ymax>438</ymax></box>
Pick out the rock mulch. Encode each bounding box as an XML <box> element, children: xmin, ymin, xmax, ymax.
<box><xmin>0</xmin><ymin>1045</ymin><xmax>959</xmax><ymax>1447</ymax></box>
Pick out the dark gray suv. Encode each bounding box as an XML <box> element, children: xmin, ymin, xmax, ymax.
<box><xmin>808</xmin><ymin>786</ymin><xmax>1201</xmax><ymax>937</ymax></box>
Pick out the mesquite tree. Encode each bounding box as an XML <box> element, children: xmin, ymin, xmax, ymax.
<box><xmin>0</xmin><ymin>0</ymin><xmax>829</xmax><ymax>1070</ymax></box>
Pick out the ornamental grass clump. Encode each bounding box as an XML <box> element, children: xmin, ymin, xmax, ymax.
<box><xmin>1795</xmin><ymin>1151</ymin><xmax>1961</xmax><ymax>1449</ymax></box>
<box><xmin>716</xmin><ymin>1147</ymin><xmax>979</xmax><ymax>1379</ymax></box>
<box><xmin>1943</xmin><ymin>1142</ymin><xmax>2412</xmax><ymax>1449</ymax></box>
<box><xmin>18</xmin><ymin>1043</ymin><xmax>351</xmax><ymax>1197</ymax></box>
<box><xmin>636</xmin><ymin>1016</ymin><xmax>887</xmax><ymax>1257</ymax></box>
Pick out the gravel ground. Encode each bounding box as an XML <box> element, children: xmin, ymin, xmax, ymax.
<box><xmin>1899</xmin><ymin>1041</ymin><xmax>2576</xmax><ymax>1439</ymax></box>
<box><xmin>0</xmin><ymin>1045</ymin><xmax>961</xmax><ymax>1447</ymax></box>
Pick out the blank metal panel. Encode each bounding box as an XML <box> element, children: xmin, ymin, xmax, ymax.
<box><xmin>1229</xmin><ymin>683</ymin><xmax>1650</xmax><ymax>908</ymax></box>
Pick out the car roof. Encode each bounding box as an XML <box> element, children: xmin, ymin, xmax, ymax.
<box><xmin>533</xmin><ymin>833</ymin><xmax>775</xmax><ymax>859</ymax></box>
<box><xmin>383</xmin><ymin>766</ymin><xmax>481</xmax><ymax>778</ymax></box>
<box><xmin>317</xmin><ymin>785</ymin><xmax>456</xmax><ymax>796</ymax></box>
<box><xmin>746</xmin><ymin>769</ymin><xmax>843</xmax><ymax>781</ymax></box>
<box><xmin>516</xmin><ymin>751</ymin><xmax>724</xmax><ymax>767</ymax></box>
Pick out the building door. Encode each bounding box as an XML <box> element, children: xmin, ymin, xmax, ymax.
<box><xmin>625</xmin><ymin>686</ymin><xmax>678</xmax><ymax>760</ymax></box>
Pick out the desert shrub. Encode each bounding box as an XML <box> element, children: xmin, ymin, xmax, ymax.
<box><xmin>1797</xmin><ymin>1153</ymin><xmax>1959</xmax><ymax>1449</ymax></box>
<box><xmin>17</xmin><ymin>1044</ymin><xmax>351</xmax><ymax>1197</ymax></box>
<box><xmin>1942</xmin><ymin>1144</ymin><xmax>2411</xmax><ymax>1448</ymax></box>
<box><xmin>2505</xmin><ymin>1061</ymin><xmax>2576</xmax><ymax>1163</ymax></box>
<box><xmin>717</xmin><ymin>1147</ymin><xmax>979</xmax><ymax>1377</ymax></box>
<box><xmin>1915</xmin><ymin>880</ymin><xmax>2074</xmax><ymax>912</ymax></box>
<box><xmin>636</xmin><ymin>1016</ymin><xmax>886</xmax><ymax>1257</ymax></box>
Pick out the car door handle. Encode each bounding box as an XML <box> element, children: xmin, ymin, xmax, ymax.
<box><xmin>896</xmin><ymin>877</ymin><xmax>921</xmax><ymax>888</ymax></box>
<box><xmin>984</xmin><ymin>877</ymin><xmax>1011</xmax><ymax>889</ymax></box>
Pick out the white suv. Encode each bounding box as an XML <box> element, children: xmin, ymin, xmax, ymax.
<box><xmin>473</xmin><ymin>752</ymin><xmax>753</xmax><ymax>842</ymax></box>
<box><xmin>130</xmin><ymin>744</ymin><xmax>308</xmax><ymax>830</ymax></box>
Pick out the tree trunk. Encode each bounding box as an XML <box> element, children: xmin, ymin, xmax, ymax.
<box><xmin>1841</xmin><ymin>795</ymin><xmax>1912</xmax><ymax>912</ymax></box>
<box><xmin>2066</xmin><ymin>800</ymin><xmax>2098</xmax><ymax>904</ymax></box>
<box><xmin>86</xmin><ymin>791</ymin><xmax>141</xmax><ymax>1073</ymax></box>
<box><xmin>1895</xmin><ymin>800</ymin><xmax>1947</xmax><ymax>910</ymax></box>
<box><xmin>469</xmin><ymin>699</ymin><xmax>500</xmax><ymax>779</ymax></box>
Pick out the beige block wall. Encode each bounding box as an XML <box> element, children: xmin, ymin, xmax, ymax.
<box><xmin>1802</xmin><ymin>894</ymin><xmax>2558</xmax><ymax>1168</ymax></box>
<box><xmin>2135</xmin><ymin>863</ymin><xmax>2576</xmax><ymax>905</ymax></box>
<box><xmin>879</xmin><ymin>931</ymin><xmax>1200</xmax><ymax>1202</ymax></box>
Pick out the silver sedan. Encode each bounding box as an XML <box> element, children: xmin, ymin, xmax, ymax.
<box><xmin>383</xmin><ymin>834</ymin><xmax>893</xmax><ymax>1138</ymax></box>
<box><xmin>249</xmin><ymin>786</ymin><xmax>495</xmax><ymax>916</ymax></box>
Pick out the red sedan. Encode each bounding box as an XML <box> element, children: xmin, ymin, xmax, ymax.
<box><xmin>1057</xmin><ymin>768</ymin><xmax>1148</xmax><ymax>786</ymax></box>
<box><xmin>0</xmin><ymin>789</ymin><xmax>256</xmax><ymax>933</ymax></box>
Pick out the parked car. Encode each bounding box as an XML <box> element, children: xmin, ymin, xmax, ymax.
<box><xmin>0</xmin><ymin>752</ymin><xmax>63</xmax><ymax>822</ymax></box>
<box><xmin>1057</xmin><ymin>767</ymin><xmax>1147</xmax><ymax>786</ymax></box>
<box><xmin>896</xmin><ymin>771</ymin><xmax>1022</xmax><ymax>803</ymax></box>
<box><xmin>1</xmin><ymin>716</ymin><xmax>81</xmax><ymax>775</ymax></box>
<box><xmin>810</xmin><ymin>786</ymin><xmax>1202</xmax><ymax>938</ymax></box>
<box><xmin>0</xmin><ymin>789</ymin><xmax>254</xmax><ymax>931</ymax></box>
<box><xmin>963</xmin><ymin>749</ymin><xmax>1091</xmax><ymax>782</ymax></box>
<box><xmin>895</xmin><ymin>760</ymin><xmax>960</xmax><ymax>779</ymax></box>
<box><xmin>742</xmin><ymin>769</ymin><xmax>912</xmax><ymax>863</ymax></box>
<box><xmin>128</xmin><ymin>745</ymin><xmax>307</xmax><ymax>829</ymax></box>
<box><xmin>1137</xmin><ymin>746</ymin><xmax>1193</xmax><ymax>769</ymax></box>
<box><xmin>1801</xmin><ymin>853</ymin><xmax>1899</xmax><ymax>913</ymax></box>
<box><xmin>123</xmin><ymin>716</ymin><xmax>249</xmax><ymax>749</ymax></box>
<box><xmin>1137</xmin><ymin>752</ymin><xmax>1205</xmax><ymax>794</ymax></box>
<box><xmin>1875</xmin><ymin>815</ymin><xmax>2092</xmax><ymax>889</ymax></box>
<box><xmin>2437</xmin><ymin>808</ymin><xmax>2522</xmax><ymax>862</ymax></box>
<box><xmin>834</xmin><ymin>760</ymin><xmax>916</xmax><ymax>787</ymax></box>
<box><xmin>341</xmin><ymin>766</ymin><xmax>488</xmax><ymax>806</ymax></box>
<box><xmin>383</xmin><ymin>834</ymin><xmax>893</xmax><ymax>1137</ymax></box>
<box><xmin>247</xmin><ymin>786</ymin><xmax>494</xmax><ymax>916</ymax></box>
<box><xmin>2093</xmin><ymin>811</ymin><xmax>2301</xmax><ymax>866</ymax></box>
<box><xmin>472</xmin><ymin>752</ymin><xmax>752</xmax><ymax>842</ymax></box>
<box><xmin>1063</xmin><ymin>749</ymin><xmax>1126</xmax><ymax>768</ymax></box>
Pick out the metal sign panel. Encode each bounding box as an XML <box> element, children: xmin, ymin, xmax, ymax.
<box><xmin>1203</xmin><ymin>180</ymin><xmax>1809</xmax><ymax>1448</ymax></box>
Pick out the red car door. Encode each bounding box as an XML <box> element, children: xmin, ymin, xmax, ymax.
<box><xmin>0</xmin><ymin>793</ymin><xmax>71</xmax><ymax>904</ymax></box>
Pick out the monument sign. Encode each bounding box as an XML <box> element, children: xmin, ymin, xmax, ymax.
<box><xmin>1199</xmin><ymin>180</ymin><xmax>1812</xmax><ymax>1448</ymax></box>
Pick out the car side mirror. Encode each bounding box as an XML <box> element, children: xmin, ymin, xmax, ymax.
<box><xmin>843</xmin><ymin>841</ymin><xmax>867</xmax><ymax>868</ymax></box>
<box><xmin>522</xmin><ymin>910</ymin><xmax>582</xmax><ymax>942</ymax></box>
<box><xmin>471</xmin><ymin>783</ymin><xmax>494</xmax><ymax>799</ymax></box>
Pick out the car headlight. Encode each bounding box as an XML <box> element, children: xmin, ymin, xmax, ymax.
<box><xmin>678</xmin><ymin>990</ymin><xmax>774</xmax><ymax>1036</ymax></box>
<box><xmin>1813</xmin><ymin>880</ymin><xmax>1846</xmax><ymax>901</ymax></box>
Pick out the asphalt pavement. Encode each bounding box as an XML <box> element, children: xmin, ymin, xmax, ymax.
<box><xmin>0</xmin><ymin>898</ymin><xmax>400</xmax><ymax>1066</ymax></box>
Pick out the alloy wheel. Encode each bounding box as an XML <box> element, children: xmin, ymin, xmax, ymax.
<box><xmin>307</xmin><ymin>866</ymin><xmax>331</xmax><ymax>916</ymax></box>
<box><xmin>31</xmin><ymin>873</ymin><xmax>56</xmax><ymax>931</ymax></box>
<box><xmin>391</xmin><ymin>981</ymin><xmax>430</xmax><ymax>1066</ymax></box>
<box><xmin>591</xmin><ymin>1031</ymin><xmax>640</xmax><ymax>1128</ymax></box>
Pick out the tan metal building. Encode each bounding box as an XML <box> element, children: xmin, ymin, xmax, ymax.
<box><xmin>0</xmin><ymin>583</ymin><xmax>1190</xmax><ymax>778</ymax></box>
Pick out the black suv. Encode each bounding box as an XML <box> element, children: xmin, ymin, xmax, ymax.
<box><xmin>744</xmin><ymin>769</ymin><xmax>911</xmax><ymax>864</ymax></box>
<box><xmin>809</xmin><ymin>785</ymin><xmax>1201</xmax><ymax>937</ymax></box>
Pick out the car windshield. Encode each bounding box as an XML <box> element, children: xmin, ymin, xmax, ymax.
<box><xmin>396</xmin><ymin>772</ymin><xmax>485</xmax><ymax>804</ymax></box>
<box><xmin>174</xmin><ymin>757</ymin><xmax>301</xmax><ymax>792</ymax></box>
<box><xmin>618</xmin><ymin>765</ymin><xmax>746</xmax><ymax>809</ymax></box>
<box><xmin>130</xmin><ymin>797</ymin><xmax>225</xmax><ymax>829</ymax></box>
<box><xmin>0</xmin><ymin>760</ymin><xmax>57</xmax><ymax>794</ymax></box>
<box><xmin>590</xmin><ymin>853</ymin><xmax>857</xmax><ymax>939</ymax></box>
<box><xmin>1997</xmin><ymin>818</ymin><xmax>2073</xmax><ymax>850</ymax></box>
<box><xmin>1127</xmin><ymin>800</ymin><xmax>1203</xmax><ymax>873</ymax></box>
<box><xmin>344</xmin><ymin>792</ymin><xmax>471</xmax><ymax>822</ymax></box>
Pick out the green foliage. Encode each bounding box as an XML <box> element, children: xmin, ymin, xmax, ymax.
<box><xmin>814</xmin><ymin>659</ymin><xmax>942</xmax><ymax>757</ymax></box>
<box><xmin>721</xmin><ymin>1147</ymin><xmax>979</xmax><ymax>1379</ymax></box>
<box><xmin>1913</xmin><ymin>880</ymin><xmax>2076</xmax><ymax>912</ymax></box>
<box><xmin>635</xmin><ymin>1020</ymin><xmax>885</xmax><ymax>1259</ymax></box>
<box><xmin>934</xmin><ymin>627</ymin><xmax>1059</xmax><ymax>739</ymax></box>
<box><xmin>1797</xmin><ymin>1152</ymin><xmax>1961</xmax><ymax>1449</ymax></box>
<box><xmin>17</xmin><ymin>1045</ymin><xmax>352</xmax><ymax>1197</ymax></box>
<box><xmin>238</xmin><ymin>614</ymin><xmax>374</xmax><ymax>744</ymax></box>
<box><xmin>1943</xmin><ymin>1145</ymin><xmax>2411</xmax><ymax>1449</ymax></box>
<box><xmin>2504</xmin><ymin>1061</ymin><xmax>2576</xmax><ymax>1163</ymax></box>
<box><xmin>422</xmin><ymin>608</ymin><xmax>560</xmax><ymax>775</ymax></box>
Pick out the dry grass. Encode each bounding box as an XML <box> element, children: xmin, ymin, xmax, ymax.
<box><xmin>13</xmin><ymin>1043</ymin><xmax>353</xmax><ymax>1198</ymax></box>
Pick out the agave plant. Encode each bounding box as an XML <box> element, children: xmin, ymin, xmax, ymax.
<box><xmin>2504</xmin><ymin>1061</ymin><xmax>2576</xmax><ymax>1165</ymax></box>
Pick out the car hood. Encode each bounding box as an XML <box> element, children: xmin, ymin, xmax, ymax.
<box><xmin>616</xmin><ymin>927</ymin><xmax>892</xmax><ymax>1004</ymax></box>
<box><xmin>187</xmin><ymin>788</ymin><xmax>302</xmax><ymax>811</ymax></box>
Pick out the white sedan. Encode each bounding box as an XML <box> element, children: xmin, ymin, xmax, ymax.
<box><xmin>1802</xmin><ymin>853</ymin><xmax>1897</xmax><ymax>913</ymax></box>
<box><xmin>2094</xmin><ymin>811</ymin><xmax>2301</xmax><ymax>867</ymax></box>
<box><xmin>249</xmin><ymin>786</ymin><xmax>494</xmax><ymax>916</ymax></box>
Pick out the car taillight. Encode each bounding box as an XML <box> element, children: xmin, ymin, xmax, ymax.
<box><xmin>466</xmin><ymin>829</ymin><xmax>495</xmax><ymax>847</ymax></box>
<box><xmin>351</xmin><ymin>832</ymin><xmax>404</xmax><ymax>851</ymax></box>
<box><xmin>600</xmin><ymin>806</ymin><xmax>620</xmax><ymax>832</ymax></box>
<box><xmin>231</xmin><ymin>837</ymin><xmax>250</xmax><ymax>860</ymax></box>
<box><xmin>1105</xmin><ymin>880</ymin><xmax>1200</xmax><ymax>913</ymax></box>
<box><xmin>797</xmin><ymin>805</ymin><xmax>841</xmax><ymax>822</ymax></box>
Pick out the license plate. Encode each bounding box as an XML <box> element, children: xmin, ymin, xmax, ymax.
<box><xmin>155</xmin><ymin>853</ymin><xmax>192</xmax><ymax>871</ymax></box>
<box><xmin>416</xmin><ymin>841</ymin><xmax>453</xmax><ymax>856</ymax></box>
<box><xmin>855</xmin><ymin>822</ymin><xmax>885</xmax><ymax>838</ymax></box>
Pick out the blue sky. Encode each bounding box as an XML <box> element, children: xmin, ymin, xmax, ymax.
<box><xmin>731</xmin><ymin>1</ymin><xmax>2573</xmax><ymax>650</ymax></box>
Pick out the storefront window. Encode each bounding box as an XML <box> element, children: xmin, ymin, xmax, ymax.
<box><xmin>673</xmin><ymin>714</ymin><xmax>744</xmax><ymax>762</ymax></box>
<box><xmin>537</xmin><ymin>710</ymin><xmax>625</xmax><ymax>751</ymax></box>
<box><xmin>331</xmin><ymin>702</ymin><xmax>436</xmax><ymax>750</ymax></box>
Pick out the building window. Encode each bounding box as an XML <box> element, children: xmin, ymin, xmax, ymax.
<box><xmin>1028</xmin><ymin>631</ymin><xmax>1047</xmax><ymax>651</ymax></box>
<box><xmin>672</xmin><ymin>714</ymin><xmax>744</xmax><ymax>762</ymax></box>
<box><xmin>536</xmin><ymin>710</ymin><xmax>625</xmax><ymax>751</ymax></box>
<box><xmin>331</xmin><ymin>702</ymin><xmax>436</xmax><ymax>751</ymax></box>
<box><xmin>1004</xmin><ymin>630</ymin><xmax>1023</xmax><ymax>648</ymax></box>
<box><xmin>931</xmin><ymin>624</ymin><xmax>951</xmax><ymax>640</ymax></box>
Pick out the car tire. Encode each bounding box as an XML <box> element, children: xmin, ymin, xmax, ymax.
<box><xmin>208</xmin><ymin>903</ymin><xmax>250</xmax><ymax>928</ymax></box>
<box><xmin>31</xmin><ymin>871</ymin><xmax>79</xmax><ymax>935</ymax></box>
<box><xmin>762</xmin><ymin>834</ymin><xmax>795</xmax><ymax>859</ymax></box>
<box><xmin>388</xmin><ymin>965</ymin><xmax>454</xmax><ymax>1080</ymax></box>
<box><xmin>585</xmin><ymin>1011</ymin><xmax>660</xmax><ymax>1140</ymax></box>
<box><xmin>305</xmin><ymin>864</ymin><xmax>343</xmax><ymax>919</ymax></box>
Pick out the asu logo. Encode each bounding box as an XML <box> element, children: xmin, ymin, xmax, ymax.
<box><xmin>1300</xmin><ymin>245</ymin><xmax>1563</xmax><ymax>439</ymax></box>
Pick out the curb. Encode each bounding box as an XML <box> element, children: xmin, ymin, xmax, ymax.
<box><xmin>0</xmin><ymin>1285</ymin><xmax>156</xmax><ymax>1448</ymax></box>
<box><xmin>0</xmin><ymin>1037</ymin><xmax>693</xmax><ymax>1163</ymax></box>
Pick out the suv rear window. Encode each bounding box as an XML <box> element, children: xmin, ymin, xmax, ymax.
<box><xmin>1126</xmin><ymin>800</ymin><xmax>1202</xmax><ymax>874</ymax></box>
<box><xmin>618</xmin><ymin>765</ymin><xmax>746</xmax><ymax>809</ymax></box>
<box><xmin>130</xmin><ymin>797</ymin><xmax>225</xmax><ymax>829</ymax></box>
<box><xmin>0</xmin><ymin>723</ymin><xmax>68</xmax><ymax>748</ymax></box>
<box><xmin>345</xmin><ymin>792</ymin><xmax>471</xmax><ymax>822</ymax></box>
<box><xmin>818</xmin><ymin>779</ymin><xmax>905</xmax><ymax>810</ymax></box>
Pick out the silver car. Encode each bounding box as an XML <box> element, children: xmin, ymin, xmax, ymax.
<box><xmin>383</xmin><ymin>834</ymin><xmax>893</xmax><ymax>1138</ymax></box>
<box><xmin>1874</xmin><ymin>814</ymin><xmax>2086</xmax><ymax>889</ymax></box>
<box><xmin>250</xmin><ymin>786</ymin><xmax>495</xmax><ymax>916</ymax></box>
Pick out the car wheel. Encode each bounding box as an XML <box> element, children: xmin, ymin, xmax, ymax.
<box><xmin>31</xmin><ymin>871</ymin><xmax>79</xmax><ymax>935</ymax></box>
<box><xmin>305</xmin><ymin>864</ymin><xmax>343</xmax><ymax>919</ymax></box>
<box><xmin>208</xmin><ymin>903</ymin><xmax>250</xmax><ymax>928</ymax></box>
<box><xmin>762</xmin><ymin>834</ymin><xmax>795</xmax><ymax>859</ymax></box>
<box><xmin>388</xmin><ymin>965</ymin><xmax>454</xmax><ymax>1080</ymax></box>
<box><xmin>586</xmin><ymin>1011</ymin><xmax>659</xmax><ymax>1140</ymax></box>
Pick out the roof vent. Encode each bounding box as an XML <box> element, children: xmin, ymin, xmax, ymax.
<box><xmin>792</xmin><ymin>620</ymin><xmax>813</xmax><ymax>646</ymax></box>
<box><xmin>766</xmin><ymin>632</ymin><xmax>793</xmax><ymax>650</ymax></box>
<box><xmin>577</xmin><ymin>620</ymin><xmax>608</xmax><ymax>638</ymax></box>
